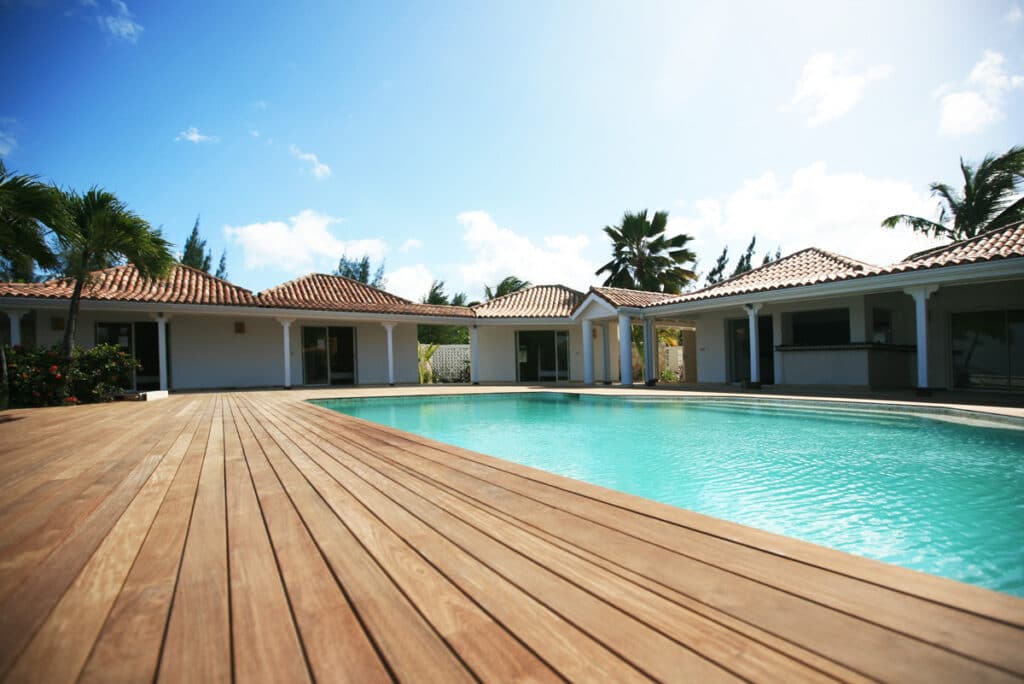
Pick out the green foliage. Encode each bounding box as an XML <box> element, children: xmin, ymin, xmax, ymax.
<box><xmin>4</xmin><ymin>344</ymin><xmax>138</xmax><ymax>408</ymax></box>
<box><xmin>762</xmin><ymin>246</ymin><xmax>781</xmax><ymax>265</ymax></box>
<box><xmin>54</xmin><ymin>188</ymin><xmax>176</xmax><ymax>356</ymax></box>
<box><xmin>705</xmin><ymin>246</ymin><xmax>729</xmax><ymax>285</ymax></box>
<box><xmin>418</xmin><ymin>280</ymin><xmax>470</xmax><ymax>344</ymax></box>
<box><xmin>484</xmin><ymin>276</ymin><xmax>531</xmax><ymax>300</ymax></box>
<box><xmin>418</xmin><ymin>343</ymin><xmax>439</xmax><ymax>384</ymax></box>
<box><xmin>596</xmin><ymin>210</ymin><xmax>697</xmax><ymax>293</ymax></box>
<box><xmin>882</xmin><ymin>146</ymin><xmax>1024</xmax><ymax>240</ymax></box>
<box><xmin>215</xmin><ymin>250</ymin><xmax>229</xmax><ymax>279</ymax></box>
<box><xmin>0</xmin><ymin>159</ymin><xmax>65</xmax><ymax>282</ymax></box>
<box><xmin>731</xmin><ymin>235</ymin><xmax>757</xmax><ymax>278</ymax></box>
<box><xmin>335</xmin><ymin>254</ymin><xmax>385</xmax><ymax>288</ymax></box>
<box><xmin>181</xmin><ymin>216</ymin><xmax>212</xmax><ymax>272</ymax></box>
<box><xmin>659</xmin><ymin>366</ymin><xmax>679</xmax><ymax>383</ymax></box>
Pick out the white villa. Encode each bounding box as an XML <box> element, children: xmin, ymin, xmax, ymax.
<box><xmin>2</xmin><ymin>222</ymin><xmax>1023</xmax><ymax>394</ymax></box>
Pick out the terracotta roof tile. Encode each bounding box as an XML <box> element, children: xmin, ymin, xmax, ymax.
<box><xmin>885</xmin><ymin>221</ymin><xmax>1024</xmax><ymax>273</ymax></box>
<box><xmin>255</xmin><ymin>273</ymin><xmax>474</xmax><ymax>318</ymax></box>
<box><xmin>0</xmin><ymin>264</ymin><xmax>258</xmax><ymax>306</ymax></box>
<box><xmin>590</xmin><ymin>286</ymin><xmax>677</xmax><ymax>308</ymax></box>
<box><xmin>472</xmin><ymin>285</ymin><xmax>584</xmax><ymax>318</ymax></box>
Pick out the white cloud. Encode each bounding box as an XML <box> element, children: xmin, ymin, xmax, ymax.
<box><xmin>400</xmin><ymin>238</ymin><xmax>423</xmax><ymax>252</ymax></box>
<box><xmin>937</xmin><ymin>50</ymin><xmax>1023</xmax><ymax>135</ymax></box>
<box><xmin>250</xmin><ymin>129</ymin><xmax>260</xmax><ymax>138</ymax></box>
<box><xmin>289</xmin><ymin>145</ymin><xmax>331</xmax><ymax>179</ymax></box>
<box><xmin>175</xmin><ymin>126</ymin><xmax>219</xmax><ymax>144</ymax></box>
<box><xmin>253</xmin><ymin>100</ymin><xmax>268</xmax><ymax>109</ymax></box>
<box><xmin>668</xmin><ymin>162</ymin><xmax>945</xmax><ymax>278</ymax></box>
<box><xmin>783</xmin><ymin>52</ymin><xmax>891</xmax><ymax>126</ymax></box>
<box><xmin>0</xmin><ymin>119</ymin><xmax>16</xmax><ymax>157</ymax></box>
<box><xmin>224</xmin><ymin>209</ymin><xmax>386</xmax><ymax>272</ymax></box>
<box><xmin>1005</xmin><ymin>5</ymin><xmax>1022</xmax><ymax>24</ymax></box>
<box><xmin>456</xmin><ymin>211</ymin><xmax>596</xmax><ymax>294</ymax></box>
<box><xmin>97</xmin><ymin>0</ymin><xmax>143</xmax><ymax>43</ymax></box>
<box><xmin>386</xmin><ymin>264</ymin><xmax>435</xmax><ymax>301</ymax></box>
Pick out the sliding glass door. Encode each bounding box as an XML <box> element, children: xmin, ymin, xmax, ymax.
<box><xmin>516</xmin><ymin>330</ymin><xmax>569</xmax><ymax>382</ymax></box>
<box><xmin>302</xmin><ymin>326</ymin><xmax>355</xmax><ymax>385</ymax></box>
<box><xmin>951</xmin><ymin>310</ymin><xmax>1024</xmax><ymax>390</ymax></box>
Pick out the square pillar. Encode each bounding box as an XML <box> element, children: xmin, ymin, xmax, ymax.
<box><xmin>581</xmin><ymin>319</ymin><xmax>594</xmax><ymax>385</ymax></box>
<box><xmin>156</xmin><ymin>315</ymin><xmax>169</xmax><ymax>391</ymax></box>
<box><xmin>601</xmin><ymin>323</ymin><xmax>612</xmax><ymax>385</ymax></box>
<box><xmin>5</xmin><ymin>310</ymin><xmax>28</xmax><ymax>347</ymax></box>
<box><xmin>745</xmin><ymin>303</ymin><xmax>762</xmax><ymax>385</ymax></box>
<box><xmin>642</xmin><ymin>318</ymin><xmax>656</xmax><ymax>385</ymax></box>
<box><xmin>278</xmin><ymin>318</ymin><xmax>294</xmax><ymax>388</ymax></box>
<box><xmin>617</xmin><ymin>314</ymin><xmax>632</xmax><ymax>386</ymax></box>
<box><xmin>904</xmin><ymin>285</ymin><xmax>939</xmax><ymax>389</ymax></box>
<box><xmin>382</xmin><ymin>322</ymin><xmax>396</xmax><ymax>385</ymax></box>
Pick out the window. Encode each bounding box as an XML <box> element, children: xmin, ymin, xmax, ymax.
<box><xmin>872</xmin><ymin>308</ymin><xmax>893</xmax><ymax>344</ymax></box>
<box><xmin>951</xmin><ymin>310</ymin><xmax>1024</xmax><ymax>390</ymax></box>
<box><xmin>791</xmin><ymin>308</ymin><xmax>850</xmax><ymax>346</ymax></box>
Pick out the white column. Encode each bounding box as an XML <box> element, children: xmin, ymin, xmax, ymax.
<box><xmin>618</xmin><ymin>313</ymin><xmax>632</xmax><ymax>386</ymax></box>
<box><xmin>6</xmin><ymin>310</ymin><xmax>27</xmax><ymax>347</ymax></box>
<box><xmin>642</xmin><ymin>318</ymin><xmax>656</xmax><ymax>384</ymax></box>
<box><xmin>905</xmin><ymin>285</ymin><xmax>939</xmax><ymax>389</ymax></box>
<box><xmin>745</xmin><ymin>303</ymin><xmax>762</xmax><ymax>384</ymax></box>
<box><xmin>601</xmin><ymin>323</ymin><xmax>611</xmax><ymax>385</ymax></box>
<box><xmin>469</xmin><ymin>325</ymin><xmax>480</xmax><ymax>384</ymax></box>
<box><xmin>582</xmin><ymin>319</ymin><xmax>594</xmax><ymax>385</ymax></box>
<box><xmin>156</xmin><ymin>315</ymin><xmax>169</xmax><ymax>391</ymax></box>
<box><xmin>772</xmin><ymin>311</ymin><xmax>784</xmax><ymax>385</ymax></box>
<box><xmin>278</xmin><ymin>318</ymin><xmax>294</xmax><ymax>388</ymax></box>
<box><xmin>382</xmin><ymin>322</ymin><xmax>396</xmax><ymax>385</ymax></box>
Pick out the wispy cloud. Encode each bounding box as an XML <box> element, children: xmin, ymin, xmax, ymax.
<box><xmin>782</xmin><ymin>52</ymin><xmax>891</xmax><ymax>126</ymax></box>
<box><xmin>175</xmin><ymin>126</ymin><xmax>219</xmax><ymax>143</ymax></box>
<box><xmin>250</xmin><ymin>130</ymin><xmax>260</xmax><ymax>138</ymax></box>
<box><xmin>0</xmin><ymin>118</ymin><xmax>17</xmax><ymax>157</ymax></box>
<box><xmin>97</xmin><ymin>0</ymin><xmax>143</xmax><ymax>43</ymax></box>
<box><xmin>252</xmin><ymin>100</ymin><xmax>268</xmax><ymax>110</ymax></box>
<box><xmin>936</xmin><ymin>50</ymin><xmax>1023</xmax><ymax>135</ymax></box>
<box><xmin>224</xmin><ymin>209</ymin><xmax>385</xmax><ymax>271</ymax></box>
<box><xmin>289</xmin><ymin>145</ymin><xmax>331</xmax><ymax>179</ymax></box>
<box><xmin>400</xmin><ymin>238</ymin><xmax>423</xmax><ymax>252</ymax></box>
<box><xmin>1005</xmin><ymin>5</ymin><xmax>1022</xmax><ymax>24</ymax></box>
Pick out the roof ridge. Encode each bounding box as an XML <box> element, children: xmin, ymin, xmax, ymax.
<box><xmin>258</xmin><ymin>272</ymin><xmax>414</xmax><ymax>304</ymax></box>
<box><xmin>897</xmin><ymin>220</ymin><xmax>1024</xmax><ymax>264</ymax></box>
<box><xmin>473</xmin><ymin>283</ymin><xmax>582</xmax><ymax>309</ymax></box>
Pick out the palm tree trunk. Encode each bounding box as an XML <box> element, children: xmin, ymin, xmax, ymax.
<box><xmin>62</xmin><ymin>252</ymin><xmax>89</xmax><ymax>358</ymax></box>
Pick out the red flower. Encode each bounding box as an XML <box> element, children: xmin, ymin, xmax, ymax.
<box><xmin>49</xmin><ymin>365</ymin><xmax>59</xmax><ymax>374</ymax></box>
<box><xmin>32</xmin><ymin>390</ymin><xmax>40</xmax><ymax>397</ymax></box>
<box><xmin>54</xmin><ymin>373</ymin><xmax>62</xmax><ymax>379</ymax></box>
<box><xmin>21</xmin><ymin>373</ymin><xmax>28</xmax><ymax>380</ymax></box>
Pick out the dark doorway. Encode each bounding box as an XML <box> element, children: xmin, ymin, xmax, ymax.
<box><xmin>517</xmin><ymin>330</ymin><xmax>569</xmax><ymax>382</ymax></box>
<box><xmin>133</xmin><ymin>322</ymin><xmax>161</xmax><ymax>391</ymax></box>
<box><xmin>727</xmin><ymin>316</ymin><xmax>775</xmax><ymax>384</ymax></box>
<box><xmin>303</xmin><ymin>326</ymin><xmax>356</xmax><ymax>385</ymax></box>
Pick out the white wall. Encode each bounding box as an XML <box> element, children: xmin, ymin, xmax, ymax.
<box><xmin>289</xmin><ymin>320</ymin><xmax>419</xmax><ymax>386</ymax></box>
<box><xmin>173</xmin><ymin>315</ymin><xmax>283</xmax><ymax>389</ymax></box>
<box><xmin>476</xmin><ymin>324</ymin><xmax>584</xmax><ymax>382</ymax></box>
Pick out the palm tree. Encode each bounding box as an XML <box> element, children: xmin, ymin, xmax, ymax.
<box><xmin>595</xmin><ymin>210</ymin><xmax>697</xmax><ymax>293</ymax></box>
<box><xmin>484</xmin><ymin>275</ymin><xmax>531</xmax><ymax>300</ymax></box>
<box><xmin>882</xmin><ymin>146</ymin><xmax>1024</xmax><ymax>240</ymax></box>
<box><xmin>0</xmin><ymin>160</ymin><xmax>64</xmax><ymax>281</ymax></box>
<box><xmin>55</xmin><ymin>188</ymin><xmax>175</xmax><ymax>357</ymax></box>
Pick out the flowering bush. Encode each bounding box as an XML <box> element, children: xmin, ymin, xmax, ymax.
<box><xmin>4</xmin><ymin>344</ymin><xmax>139</xmax><ymax>408</ymax></box>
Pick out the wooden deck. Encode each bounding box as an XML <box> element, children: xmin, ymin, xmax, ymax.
<box><xmin>0</xmin><ymin>389</ymin><xmax>1022</xmax><ymax>683</ymax></box>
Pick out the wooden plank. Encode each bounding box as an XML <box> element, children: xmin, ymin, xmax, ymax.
<box><xmin>233</xmin><ymin>400</ymin><xmax>475</xmax><ymax>684</ymax></box>
<box><xmin>77</xmin><ymin>398</ymin><xmax>213</xmax><ymax>684</ymax></box>
<box><xmin>0</xmin><ymin>398</ymin><xmax>200</xmax><ymax>678</ymax></box>
<box><xmin>4</xmin><ymin>400</ymin><xmax>205</xmax><ymax>683</ymax></box>
<box><xmin>256</xmin><ymin>397</ymin><xmax>850</xmax><ymax>683</ymax></box>
<box><xmin>230</xmin><ymin>399</ymin><xmax>391</xmax><ymax>684</ymax></box>
<box><xmin>300</xmin><ymin>403</ymin><xmax>1017</xmax><ymax>683</ymax></box>
<box><xmin>157</xmin><ymin>397</ymin><xmax>232</xmax><ymax>684</ymax></box>
<box><xmin>221</xmin><ymin>399</ymin><xmax>311</xmax><ymax>684</ymax></box>
<box><xmin>238</xmin><ymin>397</ymin><xmax>609</xmax><ymax>683</ymax></box>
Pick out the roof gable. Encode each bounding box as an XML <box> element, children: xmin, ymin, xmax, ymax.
<box><xmin>472</xmin><ymin>285</ymin><xmax>584</xmax><ymax>318</ymax></box>
<box><xmin>255</xmin><ymin>273</ymin><xmax>474</xmax><ymax>317</ymax></box>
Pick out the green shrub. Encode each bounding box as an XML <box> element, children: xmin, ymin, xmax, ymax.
<box><xmin>3</xmin><ymin>344</ymin><xmax>139</xmax><ymax>408</ymax></box>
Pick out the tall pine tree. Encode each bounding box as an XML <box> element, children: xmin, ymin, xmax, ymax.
<box><xmin>215</xmin><ymin>250</ymin><xmax>229</xmax><ymax>279</ymax></box>
<box><xmin>335</xmin><ymin>254</ymin><xmax>385</xmax><ymax>288</ymax></box>
<box><xmin>180</xmin><ymin>216</ymin><xmax>212</xmax><ymax>272</ymax></box>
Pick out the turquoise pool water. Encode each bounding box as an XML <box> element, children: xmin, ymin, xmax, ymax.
<box><xmin>315</xmin><ymin>393</ymin><xmax>1024</xmax><ymax>596</ymax></box>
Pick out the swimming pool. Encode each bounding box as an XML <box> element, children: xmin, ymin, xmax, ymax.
<box><xmin>315</xmin><ymin>393</ymin><xmax>1024</xmax><ymax>596</ymax></box>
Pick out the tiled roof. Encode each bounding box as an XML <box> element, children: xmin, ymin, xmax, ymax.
<box><xmin>255</xmin><ymin>273</ymin><xmax>475</xmax><ymax>318</ymax></box>
<box><xmin>886</xmin><ymin>221</ymin><xmax>1024</xmax><ymax>273</ymax></box>
<box><xmin>0</xmin><ymin>264</ymin><xmax>258</xmax><ymax>306</ymax></box>
<box><xmin>589</xmin><ymin>286</ymin><xmax>677</xmax><ymax>308</ymax></box>
<box><xmin>472</xmin><ymin>285</ymin><xmax>584</xmax><ymax>318</ymax></box>
<box><xmin>651</xmin><ymin>248</ymin><xmax>878</xmax><ymax>306</ymax></box>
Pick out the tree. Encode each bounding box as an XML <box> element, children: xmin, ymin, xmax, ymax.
<box><xmin>484</xmin><ymin>276</ymin><xmax>531</xmax><ymax>300</ymax></box>
<box><xmin>730</xmin><ymin>235</ymin><xmax>757</xmax><ymax>278</ymax></box>
<box><xmin>762</xmin><ymin>246</ymin><xmax>781</xmax><ymax>266</ymax></box>
<box><xmin>882</xmin><ymin>146</ymin><xmax>1024</xmax><ymax>240</ymax></box>
<box><xmin>55</xmin><ymin>188</ymin><xmax>176</xmax><ymax>357</ymax></box>
<box><xmin>705</xmin><ymin>246</ymin><xmax>729</xmax><ymax>285</ymax></box>
<box><xmin>215</xmin><ymin>249</ymin><xmax>229</xmax><ymax>279</ymax></box>
<box><xmin>418</xmin><ymin>280</ymin><xmax>469</xmax><ymax>345</ymax></box>
<box><xmin>180</xmin><ymin>216</ymin><xmax>212</xmax><ymax>272</ymax></box>
<box><xmin>335</xmin><ymin>254</ymin><xmax>385</xmax><ymax>288</ymax></box>
<box><xmin>595</xmin><ymin>210</ymin><xmax>697</xmax><ymax>293</ymax></box>
<box><xmin>0</xmin><ymin>160</ymin><xmax>64</xmax><ymax>282</ymax></box>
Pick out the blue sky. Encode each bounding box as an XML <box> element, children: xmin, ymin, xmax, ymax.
<box><xmin>1</xmin><ymin>1</ymin><xmax>1022</xmax><ymax>300</ymax></box>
